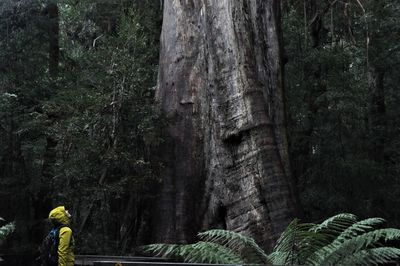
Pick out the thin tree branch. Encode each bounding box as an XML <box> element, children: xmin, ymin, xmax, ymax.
<box><xmin>308</xmin><ymin>0</ymin><xmax>339</xmax><ymax>27</ymax></box>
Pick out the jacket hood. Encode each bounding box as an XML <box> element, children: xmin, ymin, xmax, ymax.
<box><xmin>48</xmin><ymin>206</ymin><xmax>70</xmax><ymax>226</ymax></box>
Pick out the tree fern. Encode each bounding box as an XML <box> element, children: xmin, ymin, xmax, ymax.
<box><xmin>271</xmin><ymin>214</ymin><xmax>400</xmax><ymax>266</ymax></box>
<box><xmin>143</xmin><ymin>213</ymin><xmax>400</xmax><ymax>266</ymax></box>
<box><xmin>143</xmin><ymin>229</ymin><xmax>272</xmax><ymax>264</ymax></box>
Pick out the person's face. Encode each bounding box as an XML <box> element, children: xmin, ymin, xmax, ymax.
<box><xmin>65</xmin><ymin>209</ymin><xmax>72</xmax><ymax>218</ymax></box>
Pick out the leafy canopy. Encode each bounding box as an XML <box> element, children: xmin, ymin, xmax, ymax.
<box><xmin>0</xmin><ymin>219</ymin><xmax>15</xmax><ymax>241</ymax></box>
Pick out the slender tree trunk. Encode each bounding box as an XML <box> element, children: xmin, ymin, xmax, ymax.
<box><xmin>368</xmin><ymin>65</ymin><xmax>385</xmax><ymax>162</ymax></box>
<box><xmin>45</xmin><ymin>2</ymin><xmax>59</xmax><ymax>78</ymax></box>
<box><xmin>95</xmin><ymin>0</ymin><xmax>119</xmax><ymax>34</ymax></box>
<box><xmin>153</xmin><ymin>0</ymin><xmax>297</xmax><ymax>250</ymax></box>
<box><xmin>288</xmin><ymin>0</ymin><xmax>330</xmax><ymax>192</ymax></box>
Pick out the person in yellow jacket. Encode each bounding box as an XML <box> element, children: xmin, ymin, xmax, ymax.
<box><xmin>48</xmin><ymin>206</ymin><xmax>75</xmax><ymax>266</ymax></box>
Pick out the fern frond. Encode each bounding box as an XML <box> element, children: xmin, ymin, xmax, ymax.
<box><xmin>198</xmin><ymin>229</ymin><xmax>269</xmax><ymax>264</ymax></box>
<box><xmin>338</xmin><ymin>247</ymin><xmax>400</xmax><ymax>266</ymax></box>
<box><xmin>142</xmin><ymin>241</ymin><xmax>244</xmax><ymax>264</ymax></box>
<box><xmin>297</xmin><ymin>232</ymin><xmax>333</xmax><ymax>264</ymax></box>
<box><xmin>308</xmin><ymin>228</ymin><xmax>400</xmax><ymax>265</ymax></box>
<box><xmin>269</xmin><ymin>219</ymin><xmax>316</xmax><ymax>265</ymax></box>
<box><xmin>142</xmin><ymin>243</ymin><xmax>182</xmax><ymax>258</ymax></box>
<box><xmin>0</xmin><ymin>222</ymin><xmax>15</xmax><ymax>241</ymax></box>
<box><xmin>273</xmin><ymin>219</ymin><xmax>314</xmax><ymax>252</ymax></box>
<box><xmin>309</xmin><ymin>213</ymin><xmax>357</xmax><ymax>235</ymax></box>
<box><xmin>268</xmin><ymin>251</ymin><xmax>293</xmax><ymax>265</ymax></box>
<box><xmin>181</xmin><ymin>241</ymin><xmax>244</xmax><ymax>264</ymax></box>
<box><xmin>332</xmin><ymin>218</ymin><xmax>386</xmax><ymax>246</ymax></box>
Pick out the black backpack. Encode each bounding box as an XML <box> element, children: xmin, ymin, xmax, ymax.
<box><xmin>39</xmin><ymin>227</ymin><xmax>63</xmax><ymax>266</ymax></box>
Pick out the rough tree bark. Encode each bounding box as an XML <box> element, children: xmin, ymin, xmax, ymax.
<box><xmin>153</xmin><ymin>0</ymin><xmax>298</xmax><ymax>251</ymax></box>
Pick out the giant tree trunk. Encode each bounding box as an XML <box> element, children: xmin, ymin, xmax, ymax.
<box><xmin>153</xmin><ymin>0</ymin><xmax>297</xmax><ymax>251</ymax></box>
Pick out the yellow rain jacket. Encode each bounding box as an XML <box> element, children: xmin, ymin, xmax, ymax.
<box><xmin>48</xmin><ymin>206</ymin><xmax>75</xmax><ymax>266</ymax></box>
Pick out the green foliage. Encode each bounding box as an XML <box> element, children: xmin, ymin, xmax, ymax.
<box><xmin>143</xmin><ymin>229</ymin><xmax>270</xmax><ymax>264</ymax></box>
<box><xmin>50</xmin><ymin>1</ymin><xmax>162</xmax><ymax>254</ymax></box>
<box><xmin>0</xmin><ymin>0</ymin><xmax>162</xmax><ymax>255</ymax></box>
<box><xmin>144</xmin><ymin>214</ymin><xmax>400</xmax><ymax>266</ymax></box>
<box><xmin>268</xmin><ymin>219</ymin><xmax>317</xmax><ymax>265</ymax></box>
<box><xmin>145</xmin><ymin>242</ymin><xmax>245</xmax><ymax>264</ymax></box>
<box><xmin>1</xmin><ymin>0</ymin><xmax>399</xmax><ymax>259</ymax></box>
<box><xmin>198</xmin><ymin>229</ymin><xmax>269</xmax><ymax>264</ymax></box>
<box><xmin>272</xmin><ymin>213</ymin><xmax>400</xmax><ymax>266</ymax></box>
<box><xmin>0</xmin><ymin>221</ymin><xmax>15</xmax><ymax>241</ymax></box>
<box><xmin>283</xmin><ymin>0</ymin><xmax>400</xmax><ymax>225</ymax></box>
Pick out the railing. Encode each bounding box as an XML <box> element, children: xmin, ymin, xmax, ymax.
<box><xmin>92</xmin><ymin>263</ymin><xmax>243</xmax><ymax>266</ymax></box>
<box><xmin>75</xmin><ymin>255</ymin><xmax>170</xmax><ymax>265</ymax></box>
<box><xmin>75</xmin><ymin>255</ymin><xmax>244</xmax><ymax>266</ymax></box>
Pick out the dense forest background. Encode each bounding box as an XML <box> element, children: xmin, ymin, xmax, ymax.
<box><xmin>0</xmin><ymin>0</ymin><xmax>399</xmax><ymax>262</ymax></box>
